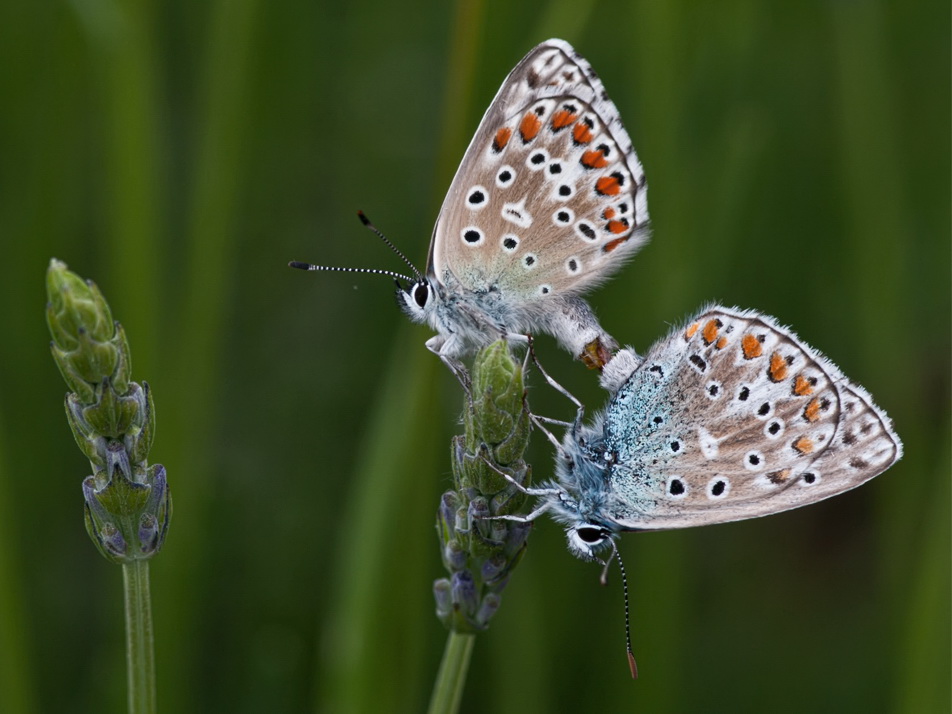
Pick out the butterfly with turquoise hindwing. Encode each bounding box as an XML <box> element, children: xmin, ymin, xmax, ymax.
<box><xmin>495</xmin><ymin>305</ymin><xmax>903</xmax><ymax>676</ymax></box>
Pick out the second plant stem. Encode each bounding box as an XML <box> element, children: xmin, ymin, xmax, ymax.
<box><xmin>123</xmin><ymin>559</ymin><xmax>156</xmax><ymax>714</ymax></box>
<box><xmin>428</xmin><ymin>631</ymin><xmax>475</xmax><ymax>714</ymax></box>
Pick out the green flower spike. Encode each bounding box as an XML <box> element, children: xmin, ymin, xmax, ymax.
<box><xmin>47</xmin><ymin>258</ymin><xmax>167</xmax><ymax>713</ymax></box>
<box><xmin>434</xmin><ymin>340</ymin><xmax>532</xmax><ymax>632</ymax></box>
<box><xmin>46</xmin><ymin>257</ymin><xmax>170</xmax><ymax>563</ymax></box>
<box><xmin>430</xmin><ymin>341</ymin><xmax>533</xmax><ymax>714</ymax></box>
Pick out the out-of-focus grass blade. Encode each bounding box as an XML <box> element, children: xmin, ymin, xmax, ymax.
<box><xmin>154</xmin><ymin>0</ymin><xmax>261</xmax><ymax>709</ymax></box>
<box><xmin>894</xmin><ymin>424</ymin><xmax>951</xmax><ymax>714</ymax></box>
<box><xmin>0</xmin><ymin>411</ymin><xmax>36</xmax><ymax>714</ymax></box>
<box><xmin>315</xmin><ymin>328</ymin><xmax>443</xmax><ymax>713</ymax></box>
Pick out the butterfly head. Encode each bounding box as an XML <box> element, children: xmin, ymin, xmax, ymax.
<box><xmin>396</xmin><ymin>277</ymin><xmax>441</xmax><ymax>324</ymax></box>
<box><xmin>565</xmin><ymin>522</ymin><xmax>615</xmax><ymax>560</ymax></box>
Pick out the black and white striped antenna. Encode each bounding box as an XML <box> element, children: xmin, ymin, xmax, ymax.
<box><xmin>288</xmin><ymin>211</ymin><xmax>423</xmax><ymax>284</ymax></box>
<box><xmin>601</xmin><ymin>540</ymin><xmax>638</xmax><ymax>679</ymax></box>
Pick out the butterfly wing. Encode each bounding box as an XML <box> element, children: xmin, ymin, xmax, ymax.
<box><xmin>600</xmin><ymin>306</ymin><xmax>902</xmax><ymax>530</ymax></box>
<box><xmin>429</xmin><ymin>39</ymin><xmax>648</xmax><ymax>304</ymax></box>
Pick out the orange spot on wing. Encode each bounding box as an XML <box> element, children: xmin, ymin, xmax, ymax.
<box><xmin>603</xmin><ymin>236</ymin><xmax>627</xmax><ymax>253</ymax></box>
<box><xmin>715</xmin><ymin>336</ymin><xmax>728</xmax><ymax>349</ymax></box>
<box><xmin>603</xmin><ymin>207</ymin><xmax>616</xmax><ymax>220</ymax></box>
<box><xmin>793</xmin><ymin>375</ymin><xmax>814</xmax><ymax>396</ymax></box>
<box><xmin>519</xmin><ymin>113</ymin><xmax>542</xmax><ymax>142</ymax></box>
<box><xmin>581</xmin><ymin>150</ymin><xmax>608</xmax><ymax>168</ymax></box>
<box><xmin>551</xmin><ymin>109</ymin><xmax>578</xmax><ymax>130</ymax></box>
<box><xmin>803</xmin><ymin>398</ymin><xmax>821</xmax><ymax>422</ymax></box>
<box><xmin>595</xmin><ymin>175</ymin><xmax>621</xmax><ymax>196</ymax></box>
<box><xmin>702</xmin><ymin>319</ymin><xmax>720</xmax><ymax>345</ymax></box>
<box><xmin>684</xmin><ymin>322</ymin><xmax>700</xmax><ymax>339</ymax></box>
<box><xmin>768</xmin><ymin>352</ymin><xmax>789</xmax><ymax>382</ymax></box>
<box><xmin>606</xmin><ymin>219</ymin><xmax>628</xmax><ymax>234</ymax></box>
<box><xmin>741</xmin><ymin>334</ymin><xmax>763</xmax><ymax>359</ymax></box>
<box><xmin>792</xmin><ymin>436</ymin><xmax>815</xmax><ymax>454</ymax></box>
<box><xmin>573</xmin><ymin>122</ymin><xmax>593</xmax><ymax>144</ymax></box>
<box><xmin>492</xmin><ymin>127</ymin><xmax>512</xmax><ymax>152</ymax></box>
<box><xmin>767</xmin><ymin>469</ymin><xmax>791</xmax><ymax>485</ymax></box>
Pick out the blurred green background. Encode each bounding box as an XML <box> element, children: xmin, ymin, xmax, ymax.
<box><xmin>0</xmin><ymin>0</ymin><xmax>948</xmax><ymax>712</ymax></box>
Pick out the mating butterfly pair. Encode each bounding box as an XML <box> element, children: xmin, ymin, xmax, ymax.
<box><xmin>291</xmin><ymin>39</ymin><xmax>901</xmax><ymax>562</ymax></box>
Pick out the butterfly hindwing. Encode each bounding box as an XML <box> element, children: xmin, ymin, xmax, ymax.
<box><xmin>601</xmin><ymin>306</ymin><xmax>902</xmax><ymax>530</ymax></box>
<box><xmin>430</xmin><ymin>39</ymin><xmax>649</xmax><ymax>304</ymax></box>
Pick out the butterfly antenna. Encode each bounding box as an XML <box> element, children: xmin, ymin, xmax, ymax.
<box><xmin>287</xmin><ymin>262</ymin><xmax>415</xmax><ymax>284</ymax></box>
<box><xmin>357</xmin><ymin>210</ymin><xmax>424</xmax><ymax>282</ymax></box>
<box><xmin>613</xmin><ymin>543</ymin><xmax>638</xmax><ymax>679</ymax></box>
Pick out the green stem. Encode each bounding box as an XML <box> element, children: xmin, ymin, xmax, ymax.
<box><xmin>122</xmin><ymin>560</ymin><xmax>156</xmax><ymax>714</ymax></box>
<box><xmin>427</xmin><ymin>632</ymin><xmax>475</xmax><ymax>714</ymax></box>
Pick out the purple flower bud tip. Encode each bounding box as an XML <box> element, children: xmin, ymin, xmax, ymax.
<box><xmin>443</xmin><ymin>541</ymin><xmax>468</xmax><ymax>571</ymax></box>
<box><xmin>468</xmin><ymin>499</ymin><xmax>489</xmax><ymax>521</ymax></box>
<box><xmin>481</xmin><ymin>555</ymin><xmax>506</xmax><ymax>582</ymax></box>
<box><xmin>439</xmin><ymin>493</ymin><xmax>458</xmax><ymax>534</ymax></box>
<box><xmin>433</xmin><ymin>579</ymin><xmax>452</xmax><ymax>617</ymax></box>
<box><xmin>476</xmin><ymin>594</ymin><xmax>500</xmax><ymax>627</ymax></box>
<box><xmin>454</xmin><ymin>508</ymin><xmax>469</xmax><ymax>534</ymax></box>
<box><xmin>451</xmin><ymin>571</ymin><xmax>478</xmax><ymax>615</ymax></box>
<box><xmin>100</xmin><ymin>522</ymin><xmax>127</xmax><ymax>557</ymax></box>
<box><xmin>139</xmin><ymin>515</ymin><xmax>159</xmax><ymax>553</ymax></box>
<box><xmin>506</xmin><ymin>522</ymin><xmax>532</xmax><ymax>551</ymax></box>
<box><xmin>106</xmin><ymin>441</ymin><xmax>131</xmax><ymax>479</ymax></box>
<box><xmin>144</xmin><ymin>465</ymin><xmax>168</xmax><ymax>510</ymax></box>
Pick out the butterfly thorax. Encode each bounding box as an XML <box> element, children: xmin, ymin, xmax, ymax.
<box><xmin>400</xmin><ymin>270</ymin><xmax>542</xmax><ymax>357</ymax></box>
<box><xmin>551</xmin><ymin>428</ymin><xmax>620</xmax><ymax>533</ymax></box>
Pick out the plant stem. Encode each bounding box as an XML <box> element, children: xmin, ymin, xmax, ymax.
<box><xmin>123</xmin><ymin>560</ymin><xmax>156</xmax><ymax>714</ymax></box>
<box><xmin>428</xmin><ymin>632</ymin><xmax>475</xmax><ymax>714</ymax></box>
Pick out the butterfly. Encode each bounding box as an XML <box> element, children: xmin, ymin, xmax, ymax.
<box><xmin>505</xmin><ymin>305</ymin><xmax>903</xmax><ymax>559</ymax></box>
<box><xmin>291</xmin><ymin>39</ymin><xmax>649</xmax><ymax>370</ymax></box>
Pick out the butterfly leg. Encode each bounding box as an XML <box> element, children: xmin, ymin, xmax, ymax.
<box><xmin>425</xmin><ymin>335</ymin><xmax>473</xmax><ymax>395</ymax></box>
<box><xmin>478</xmin><ymin>452</ymin><xmax>562</xmax><ymax>499</ymax></box>
<box><xmin>525</xmin><ymin>335</ymin><xmax>586</xmax><ymax>428</ymax></box>
<box><xmin>489</xmin><ymin>503</ymin><xmax>553</xmax><ymax>524</ymax></box>
<box><xmin>475</xmin><ymin>454</ymin><xmax>560</xmax><ymax>524</ymax></box>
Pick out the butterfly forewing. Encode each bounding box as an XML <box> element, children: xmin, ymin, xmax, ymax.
<box><xmin>602</xmin><ymin>307</ymin><xmax>902</xmax><ymax>530</ymax></box>
<box><xmin>430</xmin><ymin>39</ymin><xmax>648</xmax><ymax>303</ymax></box>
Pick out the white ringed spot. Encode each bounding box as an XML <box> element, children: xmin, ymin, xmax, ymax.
<box><xmin>495</xmin><ymin>166</ymin><xmax>516</xmax><ymax>188</ymax></box>
<box><xmin>744</xmin><ymin>450</ymin><xmax>765</xmax><ymax>471</ymax></box>
<box><xmin>575</xmin><ymin>221</ymin><xmax>598</xmax><ymax>242</ymax></box>
<box><xmin>465</xmin><ymin>185</ymin><xmax>488</xmax><ymax>211</ymax></box>
<box><xmin>500</xmin><ymin>234</ymin><xmax>520</xmax><ymax>253</ymax></box>
<box><xmin>460</xmin><ymin>226</ymin><xmax>484</xmax><ymax>246</ymax></box>
<box><xmin>665</xmin><ymin>476</ymin><xmax>687</xmax><ymax>499</ymax></box>
<box><xmin>706</xmin><ymin>477</ymin><xmax>730</xmax><ymax>499</ymax></box>
<box><xmin>526</xmin><ymin>148</ymin><xmax>550</xmax><ymax>171</ymax></box>
<box><xmin>552</xmin><ymin>208</ymin><xmax>575</xmax><ymax>226</ymax></box>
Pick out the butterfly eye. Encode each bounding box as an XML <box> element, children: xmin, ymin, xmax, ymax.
<box><xmin>576</xmin><ymin>526</ymin><xmax>606</xmax><ymax>544</ymax></box>
<box><xmin>412</xmin><ymin>283</ymin><xmax>429</xmax><ymax>308</ymax></box>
